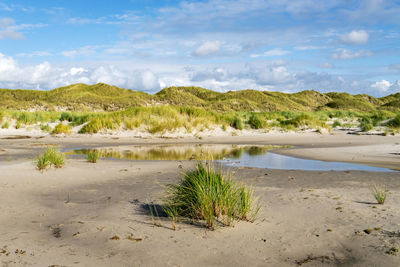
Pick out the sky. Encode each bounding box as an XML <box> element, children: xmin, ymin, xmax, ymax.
<box><xmin>0</xmin><ymin>0</ymin><xmax>399</xmax><ymax>96</ymax></box>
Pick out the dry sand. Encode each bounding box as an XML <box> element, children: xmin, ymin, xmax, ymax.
<box><xmin>0</xmin><ymin>131</ymin><xmax>399</xmax><ymax>266</ymax></box>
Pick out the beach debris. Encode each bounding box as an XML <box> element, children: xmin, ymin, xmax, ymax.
<box><xmin>126</xmin><ymin>234</ymin><xmax>143</xmax><ymax>242</ymax></box>
<box><xmin>386</xmin><ymin>247</ymin><xmax>399</xmax><ymax>255</ymax></box>
<box><xmin>72</xmin><ymin>232</ymin><xmax>80</xmax><ymax>236</ymax></box>
<box><xmin>0</xmin><ymin>248</ymin><xmax>10</xmax><ymax>256</ymax></box>
<box><xmin>110</xmin><ymin>235</ymin><xmax>120</xmax><ymax>240</ymax></box>
<box><xmin>14</xmin><ymin>249</ymin><xmax>26</xmax><ymax>255</ymax></box>
<box><xmin>327</xmin><ymin>229</ymin><xmax>333</xmax><ymax>232</ymax></box>
<box><xmin>96</xmin><ymin>226</ymin><xmax>105</xmax><ymax>231</ymax></box>
<box><xmin>295</xmin><ymin>255</ymin><xmax>332</xmax><ymax>265</ymax></box>
<box><xmin>49</xmin><ymin>225</ymin><xmax>62</xmax><ymax>238</ymax></box>
<box><xmin>363</xmin><ymin>227</ymin><xmax>381</xmax><ymax>235</ymax></box>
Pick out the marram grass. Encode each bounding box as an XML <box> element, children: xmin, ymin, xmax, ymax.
<box><xmin>372</xmin><ymin>185</ymin><xmax>387</xmax><ymax>205</ymax></box>
<box><xmin>164</xmin><ymin>162</ymin><xmax>260</xmax><ymax>230</ymax></box>
<box><xmin>86</xmin><ymin>150</ymin><xmax>100</xmax><ymax>163</ymax></box>
<box><xmin>36</xmin><ymin>147</ymin><xmax>65</xmax><ymax>170</ymax></box>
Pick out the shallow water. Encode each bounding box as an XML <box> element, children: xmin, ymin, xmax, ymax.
<box><xmin>222</xmin><ymin>151</ymin><xmax>396</xmax><ymax>172</ymax></box>
<box><xmin>69</xmin><ymin>144</ymin><xmax>396</xmax><ymax>172</ymax></box>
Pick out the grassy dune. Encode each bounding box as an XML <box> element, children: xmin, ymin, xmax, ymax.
<box><xmin>0</xmin><ymin>83</ymin><xmax>399</xmax><ymax>134</ymax></box>
<box><xmin>1</xmin><ymin>83</ymin><xmax>400</xmax><ymax>112</ymax></box>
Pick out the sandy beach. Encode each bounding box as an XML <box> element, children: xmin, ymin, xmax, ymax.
<box><xmin>0</xmin><ymin>131</ymin><xmax>399</xmax><ymax>266</ymax></box>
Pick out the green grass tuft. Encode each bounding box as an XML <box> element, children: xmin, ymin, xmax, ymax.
<box><xmin>1</xmin><ymin>121</ymin><xmax>9</xmax><ymax>129</ymax></box>
<box><xmin>230</xmin><ymin>117</ymin><xmax>244</xmax><ymax>130</ymax></box>
<box><xmin>36</xmin><ymin>147</ymin><xmax>65</xmax><ymax>170</ymax></box>
<box><xmin>248</xmin><ymin>113</ymin><xmax>263</xmax><ymax>129</ymax></box>
<box><xmin>52</xmin><ymin>123</ymin><xmax>72</xmax><ymax>135</ymax></box>
<box><xmin>164</xmin><ymin>162</ymin><xmax>259</xmax><ymax>229</ymax></box>
<box><xmin>86</xmin><ymin>150</ymin><xmax>100</xmax><ymax>163</ymax></box>
<box><xmin>372</xmin><ymin>185</ymin><xmax>387</xmax><ymax>204</ymax></box>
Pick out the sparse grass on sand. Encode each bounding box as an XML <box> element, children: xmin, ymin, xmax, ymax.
<box><xmin>36</xmin><ymin>147</ymin><xmax>65</xmax><ymax>170</ymax></box>
<box><xmin>52</xmin><ymin>123</ymin><xmax>72</xmax><ymax>135</ymax></box>
<box><xmin>372</xmin><ymin>185</ymin><xmax>387</xmax><ymax>204</ymax></box>
<box><xmin>163</xmin><ymin>162</ymin><xmax>260</xmax><ymax>230</ymax></box>
<box><xmin>86</xmin><ymin>150</ymin><xmax>100</xmax><ymax>163</ymax></box>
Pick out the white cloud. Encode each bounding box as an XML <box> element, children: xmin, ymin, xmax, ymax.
<box><xmin>332</xmin><ymin>49</ymin><xmax>372</xmax><ymax>59</ymax></box>
<box><xmin>0</xmin><ymin>18</ymin><xmax>46</xmax><ymax>40</ymax></box>
<box><xmin>0</xmin><ymin>53</ymin><xmax>161</xmax><ymax>91</ymax></box>
<box><xmin>250</xmin><ymin>48</ymin><xmax>290</xmax><ymax>58</ymax></box>
<box><xmin>0</xmin><ymin>18</ymin><xmax>24</xmax><ymax>40</ymax></box>
<box><xmin>193</xmin><ymin>41</ymin><xmax>221</xmax><ymax>56</ymax></box>
<box><xmin>371</xmin><ymin>80</ymin><xmax>391</xmax><ymax>92</ymax></box>
<box><xmin>340</xmin><ymin>30</ymin><xmax>369</xmax><ymax>45</ymax></box>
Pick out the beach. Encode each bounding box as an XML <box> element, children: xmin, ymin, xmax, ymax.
<box><xmin>0</xmin><ymin>131</ymin><xmax>399</xmax><ymax>266</ymax></box>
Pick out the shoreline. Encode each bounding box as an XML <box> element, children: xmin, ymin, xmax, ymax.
<box><xmin>1</xmin><ymin>130</ymin><xmax>399</xmax><ymax>170</ymax></box>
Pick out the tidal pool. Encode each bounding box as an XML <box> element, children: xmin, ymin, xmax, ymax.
<box><xmin>68</xmin><ymin>144</ymin><xmax>396</xmax><ymax>172</ymax></box>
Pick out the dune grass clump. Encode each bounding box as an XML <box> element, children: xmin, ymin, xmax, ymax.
<box><xmin>386</xmin><ymin>115</ymin><xmax>400</xmax><ymax>129</ymax></box>
<box><xmin>372</xmin><ymin>185</ymin><xmax>387</xmax><ymax>204</ymax></box>
<box><xmin>36</xmin><ymin>147</ymin><xmax>65</xmax><ymax>170</ymax></box>
<box><xmin>230</xmin><ymin>117</ymin><xmax>244</xmax><ymax>130</ymax></box>
<box><xmin>248</xmin><ymin>113</ymin><xmax>263</xmax><ymax>129</ymax></box>
<box><xmin>1</xmin><ymin>121</ymin><xmax>9</xmax><ymax>129</ymax></box>
<box><xmin>87</xmin><ymin>150</ymin><xmax>100</xmax><ymax>163</ymax></box>
<box><xmin>52</xmin><ymin>123</ymin><xmax>72</xmax><ymax>135</ymax></box>
<box><xmin>40</xmin><ymin>123</ymin><xmax>52</xmax><ymax>132</ymax></box>
<box><xmin>164</xmin><ymin>162</ymin><xmax>260</xmax><ymax>230</ymax></box>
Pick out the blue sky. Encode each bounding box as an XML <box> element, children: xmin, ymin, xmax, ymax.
<box><xmin>0</xmin><ymin>0</ymin><xmax>399</xmax><ymax>96</ymax></box>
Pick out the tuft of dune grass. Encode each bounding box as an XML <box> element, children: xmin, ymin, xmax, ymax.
<box><xmin>164</xmin><ymin>162</ymin><xmax>260</xmax><ymax>230</ymax></box>
<box><xmin>36</xmin><ymin>147</ymin><xmax>65</xmax><ymax>170</ymax></box>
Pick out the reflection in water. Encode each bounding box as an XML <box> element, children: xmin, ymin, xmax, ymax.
<box><xmin>70</xmin><ymin>145</ymin><xmax>286</xmax><ymax>161</ymax></box>
<box><xmin>69</xmin><ymin>144</ymin><xmax>395</xmax><ymax>172</ymax></box>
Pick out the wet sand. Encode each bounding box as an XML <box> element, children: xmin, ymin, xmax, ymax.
<box><xmin>0</xmin><ymin>131</ymin><xmax>399</xmax><ymax>266</ymax></box>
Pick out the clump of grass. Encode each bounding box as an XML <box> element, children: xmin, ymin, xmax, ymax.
<box><xmin>36</xmin><ymin>147</ymin><xmax>65</xmax><ymax>170</ymax></box>
<box><xmin>248</xmin><ymin>113</ymin><xmax>263</xmax><ymax>129</ymax></box>
<box><xmin>86</xmin><ymin>150</ymin><xmax>100</xmax><ymax>163</ymax></box>
<box><xmin>1</xmin><ymin>121</ymin><xmax>9</xmax><ymax>129</ymax></box>
<box><xmin>164</xmin><ymin>162</ymin><xmax>259</xmax><ymax>230</ymax></box>
<box><xmin>386</xmin><ymin>115</ymin><xmax>400</xmax><ymax>129</ymax></box>
<box><xmin>332</xmin><ymin>120</ymin><xmax>342</xmax><ymax>128</ymax></box>
<box><xmin>40</xmin><ymin>123</ymin><xmax>52</xmax><ymax>132</ymax></box>
<box><xmin>52</xmin><ymin>123</ymin><xmax>71</xmax><ymax>135</ymax></box>
<box><xmin>372</xmin><ymin>185</ymin><xmax>387</xmax><ymax>204</ymax></box>
<box><xmin>230</xmin><ymin>117</ymin><xmax>244</xmax><ymax>130</ymax></box>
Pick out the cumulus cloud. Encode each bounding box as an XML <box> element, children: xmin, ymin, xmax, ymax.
<box><xmin>340</xmin><ymin>30</ymin><xmax>369</xmax><ymax>45</ymax></box>
<box><xmin>193</xmin><ymin>41</ymin><xmax>221</xmax><ymax>56</ymax></box>
<box><xmin>0</xmin><ymin>53</ymin><xmax>161</xmax><ymax>91</ymax></box>
<box><xmin>332</xmin><ymin>49</ymin><xmax>372</xmax><ymax>59</ymax></box>
<box><xmin>371</xmin><ymin>80</ymin><xmax>392</xmax><ymax>92</ymax></box>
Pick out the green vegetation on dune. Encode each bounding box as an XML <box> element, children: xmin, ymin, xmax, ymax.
<box><xmin>1</xmin><ymin>83</ymin><xmax>400</xmax><ymax>112</ymax></box>
<box><xmin>0</xmin><ymin>83</ymin><xmax>399</xmax><ymax>134</ymax></box>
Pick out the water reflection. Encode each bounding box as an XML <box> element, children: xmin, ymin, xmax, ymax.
<box><xmin>69</xmin><ymin>144</ymin><xmax>395</xmax><ymax>172</ymax></box>
<box><xmin>70</xmin><ymin>145</ymin><xmax>285</xmax><ymax>161</ymax></box>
